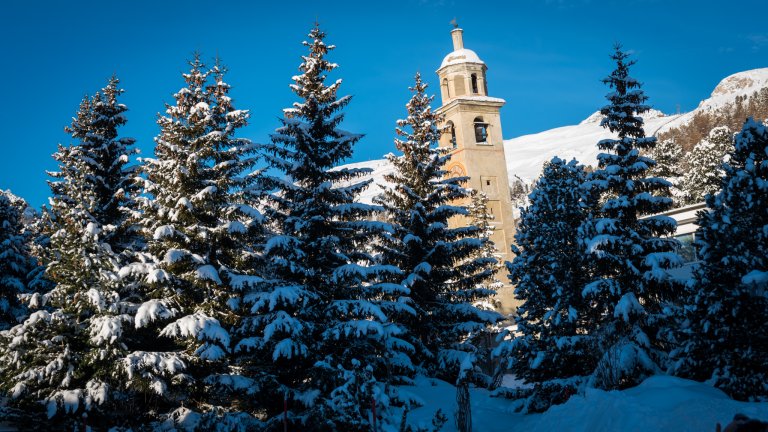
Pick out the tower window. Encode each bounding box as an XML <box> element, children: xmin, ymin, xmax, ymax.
<box><xmin>442</xmin><ymin>78</ymin><xmax>450</xmax><ymax>98</ymax></box>
<box><xmin>447</xmin><ymin>121</ymin><xmax>457</xmax><ymax>149</ymax></box>
<box><xmin>474</xmin><ymin>117</ymin><xmax>489</xmax><ymax>143</ymax></box>
<box><xmin>481</xmin><ymin>176</ymin><xmax>498</xmax><ymax>194</ymax></box>
<box><xmin>471</xmin><ymin>74</ymin><xmax>479</xmax><ymax>94</ymax></box>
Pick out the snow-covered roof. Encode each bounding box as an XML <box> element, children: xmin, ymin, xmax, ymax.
<box><xmin>440</xmin><ymin>48</ymin><xmax>484</xmax><ymax>69</ymax></box>
<box><xmin>453</xmin><ymin>95</ymin><xmax>506</xmax><ymax>104</ymax></box>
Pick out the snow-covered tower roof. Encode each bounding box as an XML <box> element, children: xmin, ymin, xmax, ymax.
<box><xmin>436</xmin><ymin>28</ymin><xmax>493</xmax><ymax>105</ymax></box>
<box><xmin>439</xmin><ymin>28</ymin><xmax>485</xmax><ymax>69</ymax></box>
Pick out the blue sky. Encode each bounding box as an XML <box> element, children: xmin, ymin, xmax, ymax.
<box><xmin>1</xmin><ymin>0</ymin><xmax>766</xmax><ymax>207</ymax></box>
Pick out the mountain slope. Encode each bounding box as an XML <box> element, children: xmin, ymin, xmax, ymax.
<box><xmin>502</xmin><ymin>110</ymin><xmax>680</xmax><ymax>184</ymax></box>
<box><xmin>657</xmin><ymin>68</ymin><xmax>768</xmax><ymax>151</ymax></box>
<box><xmin>659</xmin><ymin>68</ymin><xmax>768</xmax><ymax>134</ymax></box>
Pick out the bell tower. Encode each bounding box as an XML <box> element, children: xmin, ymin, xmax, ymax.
<box><xmin>436</xmin><ymin>26</ymin><xmax>517</xmax><ymax>314</ymax></box>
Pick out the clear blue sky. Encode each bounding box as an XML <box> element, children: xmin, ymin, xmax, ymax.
<box><xmin>1</xmin><ymin>0</ymin><xmax>766</xmax><ymax>208</ymax></box>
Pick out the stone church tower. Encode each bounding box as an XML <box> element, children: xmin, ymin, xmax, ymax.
<box><xmin>436</xmin><ymin>26</ymin><xmax>517</xmax><ymax>314</ymax></box>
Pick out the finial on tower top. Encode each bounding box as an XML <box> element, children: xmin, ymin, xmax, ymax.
<box><xmin>450</xmin><ymin>18</ymin><xmax>458</xmax><ymax>28</ymax></box>
<box><xmin>450</xmin><ymin>24</ymin><xmax>464</xmax><ymax>51</ymax></box>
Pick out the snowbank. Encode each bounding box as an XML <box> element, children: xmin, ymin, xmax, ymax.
<box><xmin>400</xmin><ymin>375</ymin><xmax>768</xmax><ymax>432</ymax></box>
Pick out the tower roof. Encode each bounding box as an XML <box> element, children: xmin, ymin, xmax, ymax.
<box><xmin>439</xmin><ymin>28</ymin><xmax>485</xmax><ymax>69</ymax></box>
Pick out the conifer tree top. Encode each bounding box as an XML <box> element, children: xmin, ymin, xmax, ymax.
<box><xmin>382</xmin><ymin>72</ymin><xmax>453</xmax><ymax>202</ymax></box>
<box><xmin>395</xmin><ymin>72</ymin><xmax>442</xmax><ymax>152</ymax></box>
<box><xmin>266</xmin><ymin>24</ymin><xmax>364</xmax><ymax>188</ymax></box>
<box><xmin>599</xmin><ymin>45</ymin><xmax>653</xmax><ymax>145</ymax></box>
<box><xmin>292</xmin><ymin>25</ymin><xmax>339</xmax><ymax>101</ymax></box>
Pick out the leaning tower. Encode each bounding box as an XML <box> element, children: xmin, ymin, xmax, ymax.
<box><xmin>435</xmin><ymin>26</ymin><xmax>517</xmax><ymax>314</ymax></box>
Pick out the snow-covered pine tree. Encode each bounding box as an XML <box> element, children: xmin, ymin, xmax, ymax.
<box><xmin>0</xmin><ymin>77</ymin><xmax>140</xmax><ymax>429</ymax></box>
<box><xmin>375</xmin><ymin>73</ymin><xmax>503</xmax><ymax>385</ymax></box>
<box><xmin>464</xmin><ymin>189</ymin><xmax>504</xmax><ymax>380</ymax></box>
<box><xmin>466</xmin><ymin>190</ymin><xmax>503</xmax><ymax>291</ymax></box>
<box><xmin>494</xmin><ymin>157</ymin><xmax>594</xmax><ymax>411</ymax></box>
<box><xmin>122</xmin><ymin>57</ymin><xmax>262</xmax><ymax>424</ymax></box>
<box><xmin>509</xmin><ymin>175</ymin><xmax>531</xmax><ymax>212</ymax></box>
<box><xmin>0</xmin><ymin>191</ymin><xmax>35</xmax><ymax>330</ymax></box>
<box><xmin>680</xmin><ymin>126</ymin><xmax>734</xmax><ymax>206</ymax></box>
<box><xmin>580</xmin><ymin>45</ymin><xmax>680</xmax><ymax>390</ymax></box>
<box><xmin>86</xmin><ymin>76</ymin><xmax>141</xmax><ymax>250</ymax></box>
<box><xmin>673</xmin><ymin>118</ymin><xmax>768</xmax><ymax>401</ymax></box>
<box><xmin>648</xmin><ymin>138</ymin><xmax>684</xmax><ymax>203</ymax></box>
<box><xmin>242</xmin><ymin>25</ymin><xmax>409</xmax><ymax>431</ymax></box>
<box><xmin>19</xmin><ymin>204</ymin><xmax>52</xmax><ymax>299</ymax></box>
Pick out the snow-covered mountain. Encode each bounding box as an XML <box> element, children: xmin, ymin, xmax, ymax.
<box><xmin>343</xmin><ymin>68</ymin><xmax>768</xmax><ymax>202</ymax></box>
<box><xmin>660</xmin><ymin>67</ymin><xmax>768</xmax><ymax>132</ymax></box>
<box><xmin>336</xmin><ymin>158</ymin><xmax>396</xmax><ymax>205</ymax></box>
<box><xmin>506</xmin><ymin>68</ymin><xmax>768</xmax><ymax>184</ymax></box>
<box><xmin>502</xmin><ymin>109</ymin><xmax>681</xmax><ymax>184</ymax></box>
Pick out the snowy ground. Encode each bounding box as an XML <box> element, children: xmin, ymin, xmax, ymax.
<box><xmin>2</xmin><ymin>377</ymin><xmax>766</xmax><ymax>431</ymax></box>
<box><xmin>401</xmin><ymin>375</ymin><xmax>768</xmax><ymax>432</ymax></box>
<box><xmin>0</xmin><ymin>398</ymin><xmax>13</xmax><ymax>432</ymax></box>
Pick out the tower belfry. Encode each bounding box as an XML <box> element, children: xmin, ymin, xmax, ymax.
<box><xmin>436</xmin><ymin>27</ymin><xmax>517</xmax><ymax>313</ymax></box>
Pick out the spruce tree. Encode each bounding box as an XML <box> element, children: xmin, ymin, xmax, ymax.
<box><xmin>464</xmin><ymin>190</ymin><xmax>504</xmax><ymax>380</ymax></box>
<box><xmin>673</xmin><ymin>118</ymin><xmax>768</xmax><ymax>401</ymax></box>
<box><xmin>375</xmin><ymin>73</ymin><xmax>502</xmax><ymax>384</ymax></box>
<box><xmin>580</xmin><ymin>45</ymin><xmax>680</xmax><ymax>390</ymax></box>
<box><xmin>494</xmin><ymin>157</ymin><xmax>594</xmax><ymax>411</ymax></box>
<box><xmin>21</xmin><ymin>205</ymin><xmax>53</xmax><ymax>299</ymax></box>
<box><xmin>122</xmin><ymin>56</ymin><xmax>262</xmax><ymax>424</ymax></box>
<box><xmin>466</xmin><ymin>189</ymin><xmax>504</xmax><ymax>308</ymax></box>
<box><xmin>648</xmin><ymin>139</ymin><xmax>683</xmax><ymax>180</ymax></box>
<box><xmin>648</xmin><ymin>138</ymin><xmax>684</xmax><ymax>204</ymax></box>
<box><xmin>680</xmin><ymin>126</ymin><xmax>734</xmax><ymax>205</ymax></box>
<box><xmin>239</xmin><ymin>26</ymin><xmax>407</xmax><ymax>431</ymax></box>
<box><xmin>0</xmin><ymin>77</ymin><xmax>139</xmax><ymax>429</ymax></box>
<box><xmin>0</xmin><ymin>191</ymin><xmax>34</xmax><ymax>330</ymax></box>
